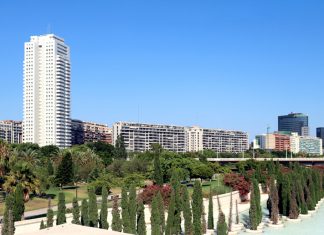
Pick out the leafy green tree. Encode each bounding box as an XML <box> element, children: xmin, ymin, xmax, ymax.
<box><xmin>181</xmin><ymin>185</ymin><xmax>192</xmax><ymax>235</ymax></box>
<box><xmin>152</xmin><ymin>144</ymin><xmax>163</xmax><ymax>186</ymax></box>
<box><xmin>151</xmin><ymin>194</ymin><xmax>161</xmax><ymax>235</ymax></box>
<box><xmin>289</xmin><ymin>185</ymin><xmax>299</xmax><ymax>219</ymax></box>
<box><xmin>72</xmin><ymin>197</ymin><xmax>80</xmax><ymax>225</ymax></box>
<box><xmin>269</xmin><ymin>177</ymin><xmax>279</xmax><ymax>224</ymax></box>
<box><xmin>86</xmin><ymin>142</ymin><xmax>115</xmax><ymax>166</ymax></box>
<box><xmin>81</xmin><ymin>199</ymin><xmax>89</xmax><ymax>226</ymax></box>
<box><xmin>169</xmin><ymin>169</ymin><xmax>182</xmax><ymax>234</ymax></box>
<box><xmin>99</xmin><ymin>187</ymin><xmax>109</xmax><ymax>229</ymax></box>
<box><xmin>40</xmin><ymin>145</ymin><xmax>59</xmax><ymax>158</ymax></box>
<box><xmin>111</xmin><ymin>195</ymin><xmax>123</xmax><ymax>232</ymax></box>
<box><xmin>252</xmin><ymin>178</ymin><xmax>262</xmax><ymax>224</ymax></box>
<box><xmin>8</xmin><ymin>210</ymin><xmax>14</xmax><ymax>235</ymax></box>
<box><xmin>56</xmin><ymin>192</ymin><xmax>66</xmax><ymax>225</ymax></box>
<box><xmin>192</xmin><ymin>181</ymin><xmax>203</xmax><ymax>235</ymax></box>
<box><xmin>13</xmin><ymin>184</ymin><xmax>24</xmax><ymax>221</ymax></box>
<box><xmin>47</xmin><ymin>159</ymin><xmax>54</xmax><ymax>176</ymax></box>
<box><xmin>55</xmin><ymin>152</ymin><xmax>74</xmax><ymax>186</ymax></box>
<box><xmin>155</xmin><ymin>191</ymin><xmax>165</xmax><ymax>234</ymax></box>
<box><xmin>128</xmin><ymin>184</ymin><xmax>137</xmax><ymax>234</ymax></box>
<box><xmin>207</xmin><ymin>187</ymin><xmax>214</xmax><ymax>229</ymax></box>
<box><xmin>121</xmin><ymin>186</ymin><xmax>130</xmax><ymax>232</ymax></box>
<box><xmin>88</xmin><ymin>187</ymin><xmax>98</xmax><ymax>227</ymax></box>
<box><xmin>136</xmin><ymin>199</ymin><xmax>146</xmax><ymax>235</ymax></box>
<box><xmin>1</xmin><ymin>194</ymin><xmax>14</xmax><ymax>235</ymax></box>
<box><xmin>40</xmin><ymin>220</ymin><xmax>46</xmax><ymax>230</ymax></box>
<box><xmin>114</xmin><ymin>135</ymin><xmax>127</xmax><ymax>159</ymax></box>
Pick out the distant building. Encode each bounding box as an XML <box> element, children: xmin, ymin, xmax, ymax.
<box><xmin>0</xmin><ymin>120</ymin><xmax>22</xmax><ymax>144</ymax></box>
<box><xmin>278</xmin><ymin>113</ymin><xmax>309</xmax><ymax>136</ymax></box>
<box><xmin>71</xmin><ymin>119</ymin><xmax>112</xmax><ymax>145</ymax></box>
<box><xmin>299</xmin><ymin>136</ymin><xmax>323</xmax><ymax>155</ymax></box>
<box><xmin>254</xmin><ymin>132</ymin><xmax>322</xmax><ymax>155</ymax></box>
<box><xmin>316</xmin><ymin>127</ymin><xmax>324</xmax><ymax>150</ymax></box>
<box><xmin>112</xmin><ymin>122</ymin><xmax>249</xmax><ymax>153</ymax></box>
<box><xmin>23</xmin><ymin>34</ymin><xmax>71</xmax><ymax>148</ymax></box>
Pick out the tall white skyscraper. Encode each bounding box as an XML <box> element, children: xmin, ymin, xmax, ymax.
<box><xmin>23</xmin><ymin>34</ymin><xmax>71</xmax><ymax>148</ymax></box>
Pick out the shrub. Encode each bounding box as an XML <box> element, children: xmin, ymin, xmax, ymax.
<box><xmin>224</xmin><ymin>173</ymin><xmax>250</xmax><ymax>200</ymax></box>
<box><xmin>139</xmin><ymin>185</ymin><xmax>171</xmax><ymax>206</ymax></box>
<box><xmin>123</xmin><ymin>173</ymin><xmax>145</xmax><ymax>188</ymax></box>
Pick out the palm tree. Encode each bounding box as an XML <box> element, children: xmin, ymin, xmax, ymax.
<box><xmin>3</xmin><ymin>161</ymin><xmax>40</xmax><ymax>202</ymax></box>
<box><xmin>0</xmin><ymin>140</ymin><xmax>11</xmax><ymax>177</ymax></box>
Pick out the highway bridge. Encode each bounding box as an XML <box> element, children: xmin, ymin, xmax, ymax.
<box><xmin>206</xmin><ymin>158</ymin><xmax>324</xmax><ymax>166</ymax></box>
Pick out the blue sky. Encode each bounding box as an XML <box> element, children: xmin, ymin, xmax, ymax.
<box><xmin>1</xmin><ymin>1</ymin><xmax>324</xmax><ymax>139</ymax></box>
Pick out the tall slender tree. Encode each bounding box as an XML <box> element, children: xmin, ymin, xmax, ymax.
<box><xmin>181</xmin><ymin>185</ymin><xmax>192</xmax><ymax>235</ymax></box>
<box><xmin>99</xmin><ymin>187</ymin><xmax>109</xmax><ymax>229</ymax></box>
<box><xmin>201</xmin><ymin>204</ymin><xmax>207</xmax><ymax>234</ymax></box>
<box><xmin>88</xmin><ymin>187</ymin><xmax>98</xmax><ymax>227</ymax></box>
<box><xmin>114</xmin><ymin>135</ymin><xmax>127</xmax><ymax>159</ymax></box>
<box><xmin>207</xmin><ymin>187</ymin><xmax>214</xmax><ymax>229</ymax></box>
<box><xmin>216</xmin><ymin>196</ymin><xmax>227</xmax><ymax>235</ymax></box>
<box><xmin>169</xmin><ymin>169</ymin><xmax>182</xmax><ymax>235</ymax></box>
<box><xmin>13</xmin><ymin>184</ymin><xmax>24</xmax><ymax>221</ymax></box>
<box><xmin>228</xmin><ymin>192</ymin><xmax>233</xmax><ymax>232</ymax></box>
<box><xmin>111</xmin><ymin>195</ymin><xmax>123</xmax><ymax>232</ymax></box>
<box><xmin>156</xmin><ymin>191</ymin><xmax>165</xmax><ymax>234</ymax></box>
<box><xmin>121</xmin><ymin>186</ymin><xmax>130</xmax><ymax>232</ymax></box>
<box><xmin>192</xmin><ymin>181</ymin><xmax>203</xmax><ymax>235</ymax></box>
<box><xmin>152</xmin><ymin>143</ymin><xmax>163</xmax><ymax>186</ymax></box>
<box><xmin>128</xmin><ymin>184</ymin><xmax>137</xmax><ymax>234</ymax></box>
<box><xmin>72</xmin><ymin>197</ymin><xmax>80</xmax><ymax>225</ymax></box>
<box><xmin>151</xmin><ymin>195</ymin><xmax>161</xmax><ymax>235</ymax></box>
<box><xmin>56</xmin><ymin>192</ymin><xmax>66</xmax><ymax>225</ymax></box>
<box><xmin>81</xmin><ymin>199</ymin><xmax>89</xmax><ymax>226</ymax></box>
<box><xmin>249</xmin><ymin>182</ymin><xmax>258</xmax><ymax>230</ymax></box>
<box><xmin>269</xmin><ymin>178</ymin><xmax>279</xmax><ymax>224</ymax></box>
<box><xmin>289</xmin><ymin>186</ymin><xmax>299</xmax><ymax>219</ymax></box>
<box><xmin>235</xmin><ymin>200</ymin><xmax>240</xmax><ymax>225</ymax></box>
<box><xmin>136</xmin><ymin>199</ymin><xmax>146</xmax><ymax>235</ymax></box>
<box><xmin>46</xmin><ymin>207</ymin><xmax>54</xmax><ymax>228</ymax></box>
<box><xmin>2</xmin><ymin>194</ymin><xmax>14</xmax><ymax>235</ymax></box>
<box><xmin>8</xmin><ymin>210</ymin><xmax>14</xmax><ymax>235</ymax></box>
<box><xmin>55</xmin><ymin>152</ymin><xmax>74</xmax><ymax>186</ymax></box>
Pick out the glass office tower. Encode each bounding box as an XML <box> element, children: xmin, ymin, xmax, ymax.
<box><xmin>278</xmin><ymin>113</ymin><xmax>309</xmax><ymax>136</ymax></box>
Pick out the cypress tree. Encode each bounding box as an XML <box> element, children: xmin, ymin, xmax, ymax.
<box><xmin>249</xmin><ymin>183</ymin><xmax>258</xmax><ymax>230</ymax></box>
<box><xmin>216</xmin><ymin>210</ymin><xmax>228</xmax><ymax>235</ymax></box>
<box><xmin>13</xmin><ymin>184</ymin><xmax>24</xmax><ymax>222</ymax></box>
<box><xmin>121</xmin><ymin>186</ymin><xmax>130</xmax><ymax>232</ymax></box>
<box><xmin>156</xmin><ymin>191</ymin><xmax>165</xmax><ymax>234</ymax></box>
<box><xmin>289</xmin><ymin>186</ymin><xmax>299</xmax><ymax>219</ymax></box>
<box><xmin>207</xmin><ymin>187</ymin><xmax>214</xmax><ymax>229</ymax></box>
<box><xmin>235</xmin><ymin>200</ymin><xmax>240</xmax><ymax>224</ymax></box>
<box><xmin>111</xmin><ymin>195</ymin><xmax>123</xmax><ymax>232</ymax></box>
<box><xmin>136</xmin><ymin>199</ymin><xmax>146</xmax><ymax>235</ymax></box>
<box><xmin>2</xmin><ymin>195</ymin><xmax>14</xmax><ymax>235</ymax></box>
<box><xmin>81</xmin><ymin>199</ymin><xmax>89</xmax><ymax>226</ymax></box>
<box><xmin>152</xmin><ymin>144</ymin><xmax>163</xmax><ymax>186</ymax></box>
<box><xmin>281</xmin><ymin>175</ymin><xmax>291</xmax><ymax>216</ymax></box>
<box><xmin>128</xmin><ymin>184</ymin><xmax>137</xmax><ymax>234</ymax></box>
<box><xmin>114</xmin><ymin>135</ymin><xmax>127</xmax><ymax>159</ymax></box>
<box><xmin>269</xmin><ymin>177</ymin><xmax>279</xmax><ymax>224</ymax></box>
<box><xmin>56</xmin><ymin>192</ymin><xmax>66</xmax><ymax>225</ymax></box>
<box><xmin>181</xmin><ymin>185</ymin><xmax>192</xmax><ymax>235</ymax></box>
<box><xmin>165</xmin><ymin>190</ymin><xmax>176</xmax><ymax>235</ymax></box>
<box><xmin>40</xmin><ymin>220</ymin><xmax>46</xmax><ymax>230</ymax></box>
<box><xmin>201</xmin><ymin>204</ymin><xmax>207</xmax><ymax>234</ymax></box>
<box><xmin>99</xmin><ymin>187</ymin><xmax>109</xmax><ymax>229</ymax></box>
<box><xmin>88</xmin><ymin>187</ymin><xmax>98</xmax><ymax>227</ymax></box>
<box><xmin>228</xmin><ymin>192</ymin><xmax>233</xmax><ymax>232</ymax></box>
<box><xmin>72</xmin><ymin>197</ymin><xmax>80</xmax><ymax>225</ymax></box>
<box><xmin>192</xmin><ymin>181</ymin><xmax>203</xmax><ymax>235</ymax></box>
<box><xmin>170</xmin><ymin>169</ymin><xmax>182</xmax><ymax>235</ymax></box>
<box><xmin>253</xmin><ymin>178</ymin><xmax>262</xmax><ymax>224</ymax></box>
<box><xmin>151</xmin><ymin>195</ymin><xmax>161</xmax><ymax>235</ymax></box>
<box><xmin>8</xmin><ymin>210</ymin><xmax>14</xmax><ymax>235</ymax></box>
<box><xmin>47</xmin><ymin>208</ymin><xmax>54</xmax><ymax>228</ymax></box>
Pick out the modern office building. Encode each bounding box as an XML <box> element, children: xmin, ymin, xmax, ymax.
<box><xmin>316</xmin><ymin>127</ymin><xmax>324</xmax><ymax>150</ymax></box>
<box><xmin>113</xmin><ymin>122</ymin><xmax>249</xmax><ymax>153</ymax></box>
<box><xmin>254</xmin><ymin>132</ymin><xmax>292</xmax><ymax>152</ymax></box>
<box><xmin>0</xmin><ymin>120</ymin><xmax>22</xmax><ymax>144</ymax></box>
<box><xmin>299</xmin><ymin>136</ymin><xmax>322</xmax><ymax>155</ymax></box>
<box><xmin>278</xmin><ymin>113</ymin><xmax>309</xmax><ymax>136</ymax></box>
<box><xmin>71</xmin><ymin>119</ymin><xmax>112</xmax><ymax>145</ymax></box>
<box><xmin>23</xmin><ymin>34</ymin><xmax>71</xmax><ymax>148</ymax></box>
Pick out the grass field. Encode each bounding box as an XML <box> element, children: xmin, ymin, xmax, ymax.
<box><xmin>0</xmin><ymin>185</ymin><xmax>122</xmax><ymax>216</ymax></box>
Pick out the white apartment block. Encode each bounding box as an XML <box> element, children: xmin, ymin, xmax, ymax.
<box><xmin>113</xmin><ymin>122</ymin><xmax>249</xmax><ymax>153</ymax></box>
<box><xmin>0</xmin><ymin>120</ymin><xmax>22</xmax><ymax>144</ymax></box>
<box><xmin>23</xmin><ymin>34</ymin><xmax>71</xmax><ymax>148</ymax></box>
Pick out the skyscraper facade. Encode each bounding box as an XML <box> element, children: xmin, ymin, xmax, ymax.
<box><xmin>316</xmin><ymin>127</ymin><xmax>324</xmax><ymax>149</ymax></box>
<box><xmin>23</xmin><ymin>34</ymin><xmax>71</xmax><ymax>148</ymax></box>
<box><xmin>278</xmin><ymin>113</ymin><xmax>309</xmax><ymax>136</ymax></box>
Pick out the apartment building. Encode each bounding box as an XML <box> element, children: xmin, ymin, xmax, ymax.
<box><xmin>0</xmin><ymin>120</ymin><xmax>22</xmax><ymax>144</ymax></box>
<box><xmin>113</xmin><ymin>122</ymin><xmax>249</xmax><ymax>153</ymax></box>
<box><xmin>71</xmin><ymin>119</ymin><xmax>112</xmax><ymax>145</ymax></box>
<box><xmin>23</xmin><ymin>34</ymin><xmax>71</xmax><ymax>148</ymax></box>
